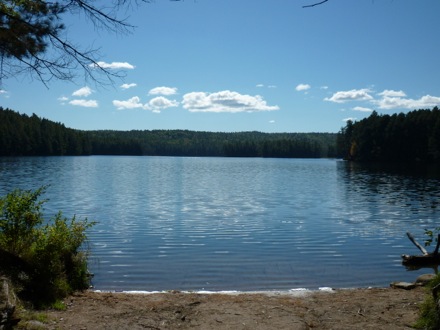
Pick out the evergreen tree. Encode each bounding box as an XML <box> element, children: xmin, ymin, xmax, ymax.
<box><xmin>338</xmin><ymin>107</ymin><xmax>440</xmax><ymax>163</ymax></box>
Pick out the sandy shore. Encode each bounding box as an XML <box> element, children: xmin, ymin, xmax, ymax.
<box><xmin>32</xmin><ymin>286</ymin><xmax>426</xmax><ymax>330</ymax></box>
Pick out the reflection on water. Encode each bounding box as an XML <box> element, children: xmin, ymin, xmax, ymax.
<box><xmin>0</xmin><ymin>156</ymin><xmax>439</xmax><ymax>291</ymax></box>
<box><xmin>338</xmin><ymin>162</ymin><xmax>440</xmax><ymax>229</ymax></box>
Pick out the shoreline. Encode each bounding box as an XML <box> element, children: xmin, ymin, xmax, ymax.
<box><xmin>91</xmin><ymin>286</ymin><xmax>354</xmax><ymax>296</ymax></box>
<box><xmin>39</xmin><ymin>286</ymin><xmax>427</xmax><ymax>329</ymax></box>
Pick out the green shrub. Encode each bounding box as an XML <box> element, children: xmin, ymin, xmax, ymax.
<box><xmin>0</xmin><ymin>186</ymin><xmax>46</xmax><ymax>257</ymax></box>
<box><xmin>0</xmin><ymin>187</ymin><xmax>95</xmax><ymax>307</ymax></box>
<box><xmin>414</xmin><ymin>273</ymin><xmax>440</xmax><ymax>329</ymax></box>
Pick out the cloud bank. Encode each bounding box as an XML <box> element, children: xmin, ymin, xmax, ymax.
<box><xmin>112</xmin><ymin>88</ymin><xmax>279</xmax><ymax>114</ymax></box>
<box><xmin>182</xmin><ymin>90</ymin><xmax>279</xmax><ymax>113</ymax></box>
<box><xmin>374</xmin><ymin>93</ymin><xmax>440</xmax><ymax>110</ymax></box>
<box><xmin>325</xmin><ymin>88</ymin><xmax>440</xmax><ymax>111</ymax></box>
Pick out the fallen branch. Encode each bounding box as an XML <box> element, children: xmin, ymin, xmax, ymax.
<box><xmin>406</xmin><ymin>232</ymin><xmax>428</xmax><ymax>255</ymax></box>
<box><xmin>402</xmin><ymin>232</ymin><xmax>440</xmax><ymax>267</ymax></box>
<box><xmin>402</xmin><ymin>253</ymin><xmax>440</xmax><ymax>267</ymax></box>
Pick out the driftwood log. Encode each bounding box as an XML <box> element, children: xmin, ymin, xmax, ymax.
<box><xmin>402</xmin><ymin>232</ymin><xmax>440</xmax><ymax>267</ymax></box>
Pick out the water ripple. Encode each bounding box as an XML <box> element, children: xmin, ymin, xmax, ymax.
<box><xmin>1</xmin><ymin>157</ymin><xmax>439</xmax><ymax>291</ymax></box>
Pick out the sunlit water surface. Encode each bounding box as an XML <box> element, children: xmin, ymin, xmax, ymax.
<box><xmin>1</xmin><ymin>156</ymin><xmax>439</xmax><ymax>291</ymax></box>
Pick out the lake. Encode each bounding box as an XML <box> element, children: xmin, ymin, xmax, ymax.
<box><xmin>1</xmin><ymin>156</ymin><xmax>439</xmax><ymax>292</ymax></box>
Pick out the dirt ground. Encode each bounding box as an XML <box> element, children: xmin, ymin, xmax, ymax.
<box><xmin>27</xmin><ymin>286</ymin><xmax>427</xmax><ymax>330</ymax></box>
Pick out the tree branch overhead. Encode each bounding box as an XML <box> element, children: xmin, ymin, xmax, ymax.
<box><xmin>303</xmin><ymin>0</ymin><xmax>329</xmax><ymax>8</ymax></box>
<box><xmin>0</xmin><ymin>0</ymin><xmax>147</xmax><ymax>86</ymax></box>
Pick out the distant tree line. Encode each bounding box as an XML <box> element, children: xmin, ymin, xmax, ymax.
<box><xmin>0</xmin><ymin>107</ymin><xmax>337</xmax><ymax>158</ymax></box>
<box><xmin>0</xmin><ymin>108</ymin><xmax>92</xmax><ymax>156</ymax></box>
<box><xmin>88</xmin><ymin>130</ymin><xmax>337</xmax><ymax>158</ymax></box>
<box><xmin>337</xmin><ymin>107</ymin><xmax>440</xmax><ymax>163</ymax></box>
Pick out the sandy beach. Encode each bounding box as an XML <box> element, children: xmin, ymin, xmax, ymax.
<box><xmin>35</xmin><ymin>286</ymin><xmax>426</xmax><ymax>330</ymax></box>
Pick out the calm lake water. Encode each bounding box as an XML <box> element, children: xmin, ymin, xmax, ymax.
<box><xmin>1</xmin><ymin>156</ymin><xmax>439</xmax><ymax>291</ymax></box>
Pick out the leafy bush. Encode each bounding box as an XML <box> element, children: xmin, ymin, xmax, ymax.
<box><xmin>0</xmin><ymin>187</ymin><xmax>46</xmax><ymax>257</ymax></box>
<box><xmin>0</xmin><ymin>187</ymin><xmax>95</xmax><ymax>307</ymax></box>
<box><xmin>414</xmin><ymin>273</ymin><xmax>440</xmax><ymax>329</ymax></box>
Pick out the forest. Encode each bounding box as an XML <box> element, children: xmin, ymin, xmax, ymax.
<box><xmin>337</xmin><ymin>107</ymin><xmax>440</xmax><ymax>163</ymax></box>
<box><xmin>0</xmin><ymin>107</ymin><xmax>337</xmax><ymax>158</ymax></box>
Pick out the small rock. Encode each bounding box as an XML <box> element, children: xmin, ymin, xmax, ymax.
<box><xmin>390</xmin><ymin>281</ymin><xmax>416</xmax><ymax>290</ymax></box>
<box><xmin>415</xmin><ymin>274</ymin><xmax>436</xmax><ymax>286</ymax></box>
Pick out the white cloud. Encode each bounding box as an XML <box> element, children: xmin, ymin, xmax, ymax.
<box><xmin>113</xmin><ymin>95</ymin><xmax>179</xmax><ymax>112</ymax></box>
<box><xmin>325</xmin><ymin>87</ymin><xmax>440</xmax><ymax>112</ymax></box>
<box><xmin>353</xmin><ymin>106</ymin><xmax>373</xmax><ymax>112</ymax></box>
<box><xmin>58</xmin><ymin>96</ymin><xmax>69</xmax><ymax>105</ymax></box>
<box><xmin>112</xmin><ymin>96</ymin><xmax>145</xmax><ymax>110</ymax></box>
<box><xmin>378</xmin><ymin>90</ymin><xmax>406</xmax><ymax>98</ymax></box>
<box><xmin>257</xmin><ymin>84</ymin><xmax>277</xmax><ymax>89</ymax></box>
<box><xmin>296</xmin><ymin>84</ymin><xmax>311</xmax><ymax>92</ymax></box>
<box><xmin>0</xmin><ymin>89</ymin><xmax>10</xmax><ymax>98</ymax></box>
<box><xmin>372</xmin><ymin>89</ymin><xmax>440</xmax><ymax>110</ymax></box>
<box><xmin>69</xmin><ymin>99</ymin><xmax>98</xmax><ymax>108</ymax></box>
<box><xmin>269</xmin><ymin>120</ymin><xmax>275</xmax><ymax>124</ymax></box>
<box><xmin>148</xmin><ymin>86</ymin><xmax>178</xmax><ymax>96</ymax></box>
<box><xmin>375</xmin><ymin>94</ymin><xmax>440</xmax><ymax>110</ymax></box>
<box><xmin>121</xmin><ymin>83</ymin><xmax>137</xmax><ymax>90</ymax></box>
<box><xmin>146</xmin><ymin>96</ymin><xmax>179</xmax><ymax>113</ymax></box>
<box><xmin>182</xmin><ymin>90</ymin><xmax>279</xmax><ymax>113</ymax></box>
<box><xmin>72</xmin><ymin>86</ymin><xmax>93</xmax><ymax>97</ymax></box>
<box><xmin>91</xmin><ymin>61</ymin><xmax>135</xmax><ymax>70</ymax></box>
<box><xmin>324</xmin><ymin>88</ymin><xmax>373</xmax><ymax>103</ymax></box>
<box><xmin>320</xmin><ymin>86</ymin><xmax>329</xmax><ymax>90</ymax></box>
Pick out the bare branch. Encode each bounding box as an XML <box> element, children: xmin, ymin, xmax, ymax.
<box><xmin>0</xmin><ymin>0</ymin><xmax>144</xmax><ymax>87</ymax></box>
<box><xmin>303</xmin><ymin>0</ymin><xmax>329</xmax><ymax>8</ymax></box>
<box><xmin>64</xmin><ymin>0</ymin><xmax>135</xmax><ymax>34</ymax></box>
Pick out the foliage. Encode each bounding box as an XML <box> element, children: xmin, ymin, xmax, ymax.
<box><xmin>414</xmin><ymin>273</ymin><xmax>440</xmax><ymax>329</ymax></box>
<box><xmin>0</xmin><ymin>186</ymin><xmax>46</xmax><ymax>256</ymax></box>
<box><xmin>18</xmin><ymin>310</ymin><xmax>49</xmax><ymax>326</ymax></box>
<box><xmin>0</xmin><ymin>187</ymin><xmax>94</xmax><ymax>307</ymax></box>
<box><xmin>0</xmin><ymin>0</ymin><xmax>151</xmax><ymax>85</ymax></box>
<box><xmin>424</xmin><ymin>227</ymin><xmax>440</xmax><ymax>247</ymax></box>
<box><xmin>337</xmin><ymin>107</ymin><xmax>440</xmax><ymax>163</ymax></box>
<box><xmin>0</xmin><ymin>1</ymin><xmax>64</xmax><ymax>59</ymax></box>
<box><xmin>0</xmin><ymin>107</ymin><xmax>337</xmax><ymax>158</ymax></box>
<box><xmin>50</xmin><ymin>300</ymin><xmax>67</xmax><ymax>311</ymax></box>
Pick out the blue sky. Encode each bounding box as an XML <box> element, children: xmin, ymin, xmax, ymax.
<box><xmin>1</xmin><ymin>0</ymin><xmax>440</xmax><ymax>133</ymax></box>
